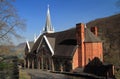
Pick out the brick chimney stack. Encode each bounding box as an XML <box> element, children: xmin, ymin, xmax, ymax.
<box><xmin>91</xmin><ymin>26</ymin><xmax>98</xmax><ymax>36</ymax></box>
<box><xmin>76</xmin><ymin>23</ymin><xmax>85</xmax><ymax>67</ymax></box>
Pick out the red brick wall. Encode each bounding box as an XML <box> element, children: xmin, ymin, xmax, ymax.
<box><xmin>73</xmin><ymin>23</ymin><xmax>103</xmax><ymax>69</ymax></box>
<box><xmin>72</xmin><ymin>42</ymin><xmax>103</xmax><ymax>69</ymax></box>
<box><xmin>84</xmin><ymin>42</ymin><xmax>103</xmax><ymax>65</ymax></box>
<box><xmin>84</xmin><ymin>43</ymin><xmax>93</xmax><ymax>65</ymax></box>
<box><xmin>72</xmin><ymin>48</ymin><xmax>79</xmax><ymax>69</ymax></box>
<box><xmin>76</xmin><ymin>23</ymin><xmax>85</xmax><ymax>67</ymax></box>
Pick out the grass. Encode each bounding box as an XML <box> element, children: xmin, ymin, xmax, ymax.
<box><xmin>19</xmin><ymin>69</ymin><xmax>31</xmax><ymax>79</ymax></box>
<box><xmin>0</xmin><ymin>62</ymin><xmax>13</xmax><ymax>70</ymax></box>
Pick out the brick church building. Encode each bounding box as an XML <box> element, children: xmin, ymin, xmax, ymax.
<box><xmin>24</xmin><ymin>6</ymin><xmax>103</xmax><ymax>72</ymax></box>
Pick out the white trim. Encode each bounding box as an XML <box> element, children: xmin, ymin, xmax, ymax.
<box><xmin>43</xmin><ymin>35</ymin><xmax>54</xmax><ymax>56</ymax></box>
<box><xmin>47</xmin><ymin>30</ymin><xmax>54</xmax><ymax>33</ymax></box>
<box><xmin>34</xmin><ymin>33</ymin><xmax>37</xmax><ymax>43</ymax></box>
<box><xmin>26</xmin><ymin>40</ymin><xmax>30</xmax><ymax>52</ymax></box>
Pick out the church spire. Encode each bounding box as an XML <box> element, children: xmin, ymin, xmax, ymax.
<box><xmin>43</xmin><ymin>5</ymin><xmax>54</xmax><ymax>33</ymax></box>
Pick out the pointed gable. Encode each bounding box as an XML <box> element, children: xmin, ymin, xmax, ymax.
<box><xmin>25</xmin><ymin>41</ymin><xmax>34</xmax><ymax>51</ymax></box>
<box><xmin>31</xmin><ymin>34</ymin><xmax>55</xmax><ymax>56</ymax></box>
<box><xmin>24</xmin><ymin>41</ymin><xmax>33</xmax><ymax>55</ymax></box>
<box><xmin>31</xmin><ymin>35</ymin><xmax>43</xmax><ymax>53</ymax></box>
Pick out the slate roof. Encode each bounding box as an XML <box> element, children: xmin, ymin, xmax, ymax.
<box><xmin>46</xmin><ymin>28</ymin><xmax>77</xmax><ymax>57</ymax></box>
<box><xmin>31</xmin><ymin>35</ymin><xmax>43</xmax><ymax>53</ymax></box>
<box><xmin>85</xmin><ymin>28</ymin><xmax>101</xmax><ymax>42</ymax></box>
<box><xmin>31</xmin><ymin>27</ymin><xmax>101</xmax><ymax>57</ymax></box>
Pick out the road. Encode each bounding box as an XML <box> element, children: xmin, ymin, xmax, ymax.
<box><xmin>24</xmin><ymin>69</ymin><xmax>87</xmax><ymax>79</ymax></box>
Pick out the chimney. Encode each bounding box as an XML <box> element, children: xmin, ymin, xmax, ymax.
<box><xmin>91</xmin><ymin>26</ymin><xmax>98</xmax><ymax>36</ymax></box>
<box><xmin>76</xmin><ymin>23</ymin><xmax>85</xmax><ymax>67</ymax></box>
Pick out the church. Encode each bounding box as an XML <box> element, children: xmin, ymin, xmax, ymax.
<box><xmin>24</xmin><ymin>6</ymin><xmax>103</xmax><ymax>72</ymax></box>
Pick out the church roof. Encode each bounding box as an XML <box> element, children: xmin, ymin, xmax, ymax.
<box><xmin>46</xmin><ymin>28</ymin><xmax>77</xmax><ymax>57</ymax></box>
<box><xmin>85</xmin><ymin>28</ymin><xmax>101</xmax><ymax>42</ymax></box>
<box><xmin>31</xmin><ymin>26</ymin><xmax>101</xmax><ymax>57</ymax></box>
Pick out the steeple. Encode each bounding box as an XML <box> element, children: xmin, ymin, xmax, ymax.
<box><xmin>43</xmin><ymin>5</ymin><xmax>54</xmax><ymax>33</ymax></box>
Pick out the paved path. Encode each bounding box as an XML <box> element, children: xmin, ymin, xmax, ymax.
<box><xmin>24</xmin><ymin>69</ymin><xmax>86</xmax><ymax>79</ymax></box>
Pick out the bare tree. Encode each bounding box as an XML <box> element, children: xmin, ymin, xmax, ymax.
<box><xmin>0</xmin><ymin>0</ymin><xmax>26</xmax><ymax>44</ymax></box>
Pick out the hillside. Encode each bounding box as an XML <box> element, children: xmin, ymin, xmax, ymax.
<box><xmin>0</xmin><ymin>41</ymin><xmax>34</xmax><ymax>58</ymax></box>
<box><xmin>87</xmin><ymin>13</ymin><xmax>120</xmax><ymax>66</ymax></box>
<box><xmin>0</xmin><ymin>45</ymin><xmax>15</xmax><ymax>55</ymax></box>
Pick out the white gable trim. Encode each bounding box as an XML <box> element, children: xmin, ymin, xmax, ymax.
<box><xmin>43</xmin><ymin>35</ymin><xmax>54</xmax><ymax>56</ymax></box>
<box><xmin>26</xmin><ymin>40</ymin><xmax>30</xmax><ymax>52</ymax></box>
